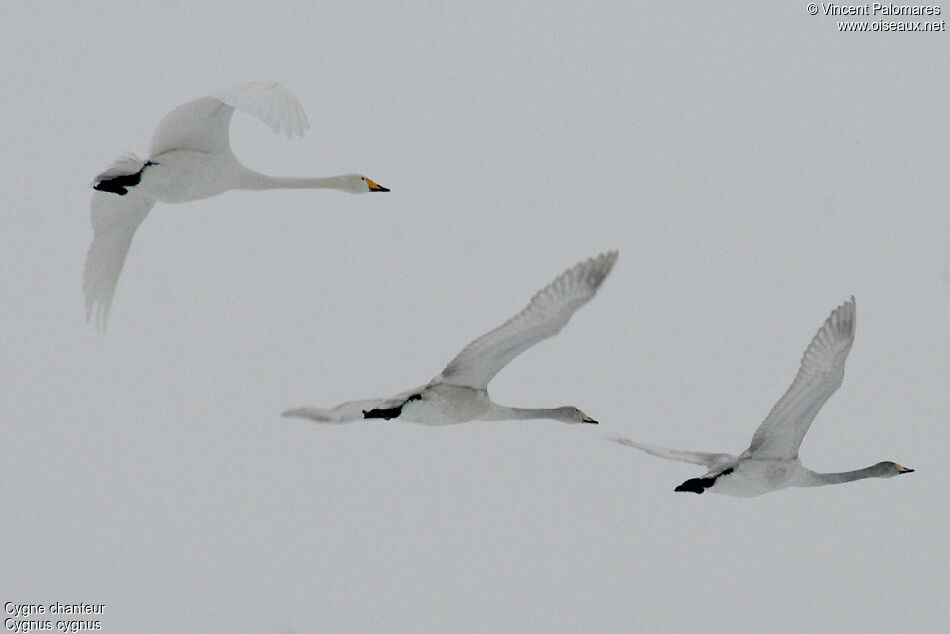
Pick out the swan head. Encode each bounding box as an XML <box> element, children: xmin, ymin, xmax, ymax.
<box><xmin>339</xmin><ymin>174</ymin><xmax>389</xmax><ymax>194</ymax></box>
<box><xmin>557</xmin><ymin>406</ymin><xmax>598</xmax><ymax>424</ymax></box>
<box><xmin>876</xmin><ymin>461</ymin><xmax>915</xmax><ymax>477</ymax></box>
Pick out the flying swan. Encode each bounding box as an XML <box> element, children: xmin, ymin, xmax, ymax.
<box><xmin>84</xmin><ymin>81</ymin><xmax>389</xmax><ymax>328</ymax></box>
<box><xmin>283</xmin><ymin>251</ymin><xmax>617</xmax><ymax>426</ymax></box>
<box><xmin>607</xmin><ymin>297</ymin><xmax>913</xmax><ymax>496</ymax></box>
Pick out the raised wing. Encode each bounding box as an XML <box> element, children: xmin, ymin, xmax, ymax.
<box><xmin>438</xmin><ymin>251</ymin><xmax>618</xmax><ymax>390</ymax></box>
<box><xmin>605</xmin><ymin>435</ymin><xmax>735</xmax><ymax>468</ymax></box>
<box><xmin>746</xmin><ymin>297</ymin><xmax>856</xmax><ymax>460</ymax></box>
<box><xmin>83</xmin><ymin>191</ymin><xmax>156</xmax><ymax>330</ymax></box>
<box><xmin>149</xmin><ymin>81</ymin><xmax>309</xmax><ymax>156</ymax></box>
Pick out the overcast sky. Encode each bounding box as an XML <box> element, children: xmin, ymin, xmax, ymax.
<box><xmin>2</xmin><ymin>2</ymin><xmax>947</xmax><ymax>632</ymax></box>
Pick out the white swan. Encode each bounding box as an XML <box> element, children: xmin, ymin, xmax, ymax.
<box><xmin>608</xmin><ymin>297</ymin><xmax>914</xmax><ymax>496</ymax></box>
<box><xmin>84</xmin><ymin>81</ymin><xmax>389</xmax><ymax>328</ymax></box>
<box><xmin>283</xmin><ymin>251</ymin><xmax>618</xmax><ymax>426</ymax></box>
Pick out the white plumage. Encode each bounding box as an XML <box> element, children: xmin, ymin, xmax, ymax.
<box><xmin>608</xmin><ymin>297</ymin><xmax>914</xmax><ymax>496</ymax></box>
<box><xmin>84</xmin><ymin>81</ymin><xmax>388</xmax><ymax>329</ymax></box>
<box><xmin>283</xmin><ymin>251</ymin><xmax>617</xmax><ymax>426</ymax></box>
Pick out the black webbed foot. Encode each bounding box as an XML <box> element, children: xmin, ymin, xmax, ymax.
<box><xmin>362</xmin><ymin>394</ymin><xmax>422</xmax><ymax>420</ymax></box>
<box><xmin>363</xmin><ymin>406</ymin><xmax>402</xmax><ymax>420</ymax></box>
<box><xmin>674</xmin><ymin>467</ymin><xmax>733</xmax><ymax>494</ymax></box>
<box><xmin>674</xmin><ymin>478</ymin><xmax>710</xmax><ymax>494</ymax></box>
<box><xmin>93</xmin><ymin>161</ymin><xmax>155</xmax><ymax>196</ymax></box>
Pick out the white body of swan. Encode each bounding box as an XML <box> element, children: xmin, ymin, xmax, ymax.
<box><xmin>84</xmin><ymin>81</ymin><xmax>389</xmax><ymax>329</ymax></box>
<box><xmin>283</xmin><ymin>251</ymin><xmax>618</xmax><ymax>426</ymax></box>
<box><xmin>608</xmin><ymin>297</ymin><xmax>914</xmax><ymax>496</ymax></box>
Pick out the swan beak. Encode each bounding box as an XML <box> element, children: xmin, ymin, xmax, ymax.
<box><xmin>365</xmin><ymin>178</ymin><xmax>390</xmax><ymax>192</ymax></box>
<box><xmin>580</xmin><ymin>413</ymin><xmax>598</xmax><ymax>424</ymax></box>
<box><xmin>896</xmin><ymin>464</ymin><xmax>914</xmax><ymax>474</ymax></box>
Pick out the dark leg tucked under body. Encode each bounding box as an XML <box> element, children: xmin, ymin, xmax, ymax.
<box><xmin>93</xmin><ymin>161</ymin><xmax>155</xmax><ymax>195</ymax></box>
<box><xmin>362</xmin><ymin>394</ymin><xmax>422</xmax><ymax>420</ymax></box>
<box><xmin>674</xmin><ymin>467</ymin><xmax>734</xmax><ymax>494</ymax></box>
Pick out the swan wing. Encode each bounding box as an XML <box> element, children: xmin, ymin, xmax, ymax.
<box><xmin>605</xmin><ymin>435</ymin><xmax>736</xmax><ymax>468</ymax></box>
<box><xmin>281</xmin><ymin>399</ymin><xmax>386</xmax><ymax>424</ymax></box>
<box><xmin>438</xmin><ymin>251</ymin><xmax>617</xmax><ymax>390</ymax></box>
<box><xmin>281</xmin><ymin>388</ymin><xmax>421</xmax><ymax>424</ymax></box>
<box><xmin>84</xmin><ymin>191</ymin><xmax>156</xmax><ymax>329</ymax></box>
<box><xmin>149</xmin><ymin>81</ymin><xmax>309</xmax><ymax>156</ymax></box>
<box><xmin>746</xmin><ymin>297</ymin><xmax>856</xmax><ymax>460</ymax></box>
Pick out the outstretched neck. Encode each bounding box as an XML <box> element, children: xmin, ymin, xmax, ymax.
<box><xmin>481</xmin><ymin>404</ymin><xmax>574</xmax><ymax>423</ymax></box>
<box><xmin>238</xmin><ymin>170</ymin><xmax>350</xmax><ymax>191</ymax></box>
<box><xmin>799</xmin><ymin>465</ymin><xmax>883</xmax><ymax>487</ymax></box>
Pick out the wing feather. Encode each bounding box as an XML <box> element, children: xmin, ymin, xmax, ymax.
<box><xmin>281</xmin><ymin>388</ymin><xmax>420</xmax><ymax>424</ymax></box>
<box><xmin>149</xmin><ymin>81</ymin><xmax>309</xmax><ymax>156</ymax></box>
<box><xmin>213</xmin><ymin>81</ymin><xmax>309</xmax><ymax>138</ymax></box>
<box><xmin>281</xmin><ymin>399</ymin><xmax>384</xmax><ymax>424</ymax></box>
<box><xmin>605</xmin><ymin>435</ymin><xmax>735</xmax><ymax>468</ymax></box>
<box><xmin>438</xmin><ymin>251</ymin><xmax>618</xmax><ymax>389</ymax></box>
<box><xmin>83</xmin><ymin>191</ymin><xmax>156</xmax><ymax>330</ymax></box>
<box><xmin>746</xmin><ymin>297</ymin><xmax>856</xmax><ymax>460</ymax></box>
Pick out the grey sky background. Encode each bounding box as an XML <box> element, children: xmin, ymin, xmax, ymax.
<box><xmin>2</xmin><ymin>2</ymin><xmax>947</xmax><ymax>632</ymax></box>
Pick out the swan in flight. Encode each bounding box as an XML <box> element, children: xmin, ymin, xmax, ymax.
<box><xmin>607</xmin><ymin>297</ymin><xmax>913</xmax><ymax>496</ymax></box>
<box><xmin>84</xmin><ymin>81</ymin><xmax>389</xmax><ymax>328</ymax></box>
<box><xmin>283</xmin><ymin>251</ymin><xmax>617</xmax><ymax>426</ymax></box>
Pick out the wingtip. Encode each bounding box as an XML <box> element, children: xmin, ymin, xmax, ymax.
<box><xmin>594</xmin><ymin>249</ymin><xmax>619</xmax><ymax>267</ymax></box>
<box><xmin>602</xmin><ymin>434</ymin><xmax>636</xmax><ymax>448</ymax></box>
<box><xmin>84</xmin><ymin>299</ymin><xmax>109</xmax><ymax>332</ymax></box>
<box><xmin>831</xmin><ymin>295</ymin><xmax>856</xmax><ymax>335</ymax></box>
<box><xmin>577</xmin><ymin>249</ymin><xmax>619</xmax><ymax>288</ymax></box>
<box><xmin>215</xmin><ymin>80</ymin><xmax>310</xmax><ymax>140</ymax></box>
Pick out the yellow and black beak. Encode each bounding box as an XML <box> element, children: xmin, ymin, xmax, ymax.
<box><xmin>365</xmin><ymin>178</ymin><xmax>390</xmax><ymax>192</ymax></box>
<box><xmin>896</xmin><ymin>464</ymin><xmax>915</xmax><ymax>474</ymax></box>
<box><xmin>581</xmin><ymin>413</ymin><xmax>598</xmax><ymax>425</ymax></box>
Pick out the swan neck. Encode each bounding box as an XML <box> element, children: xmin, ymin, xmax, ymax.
<box><xmin>801</xmin><ymin>465</ymin><xmax>883</xmax><ymax>486</ymax></box>
<box><xmin>485</xmin><ymin>405</ymin><xmax>572</xmax><ymax>423</ymax></box>
<box><xmin>238</xmin><ymin>170</ymin><xmax>346</xmax><ymax>191</ymax></box>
